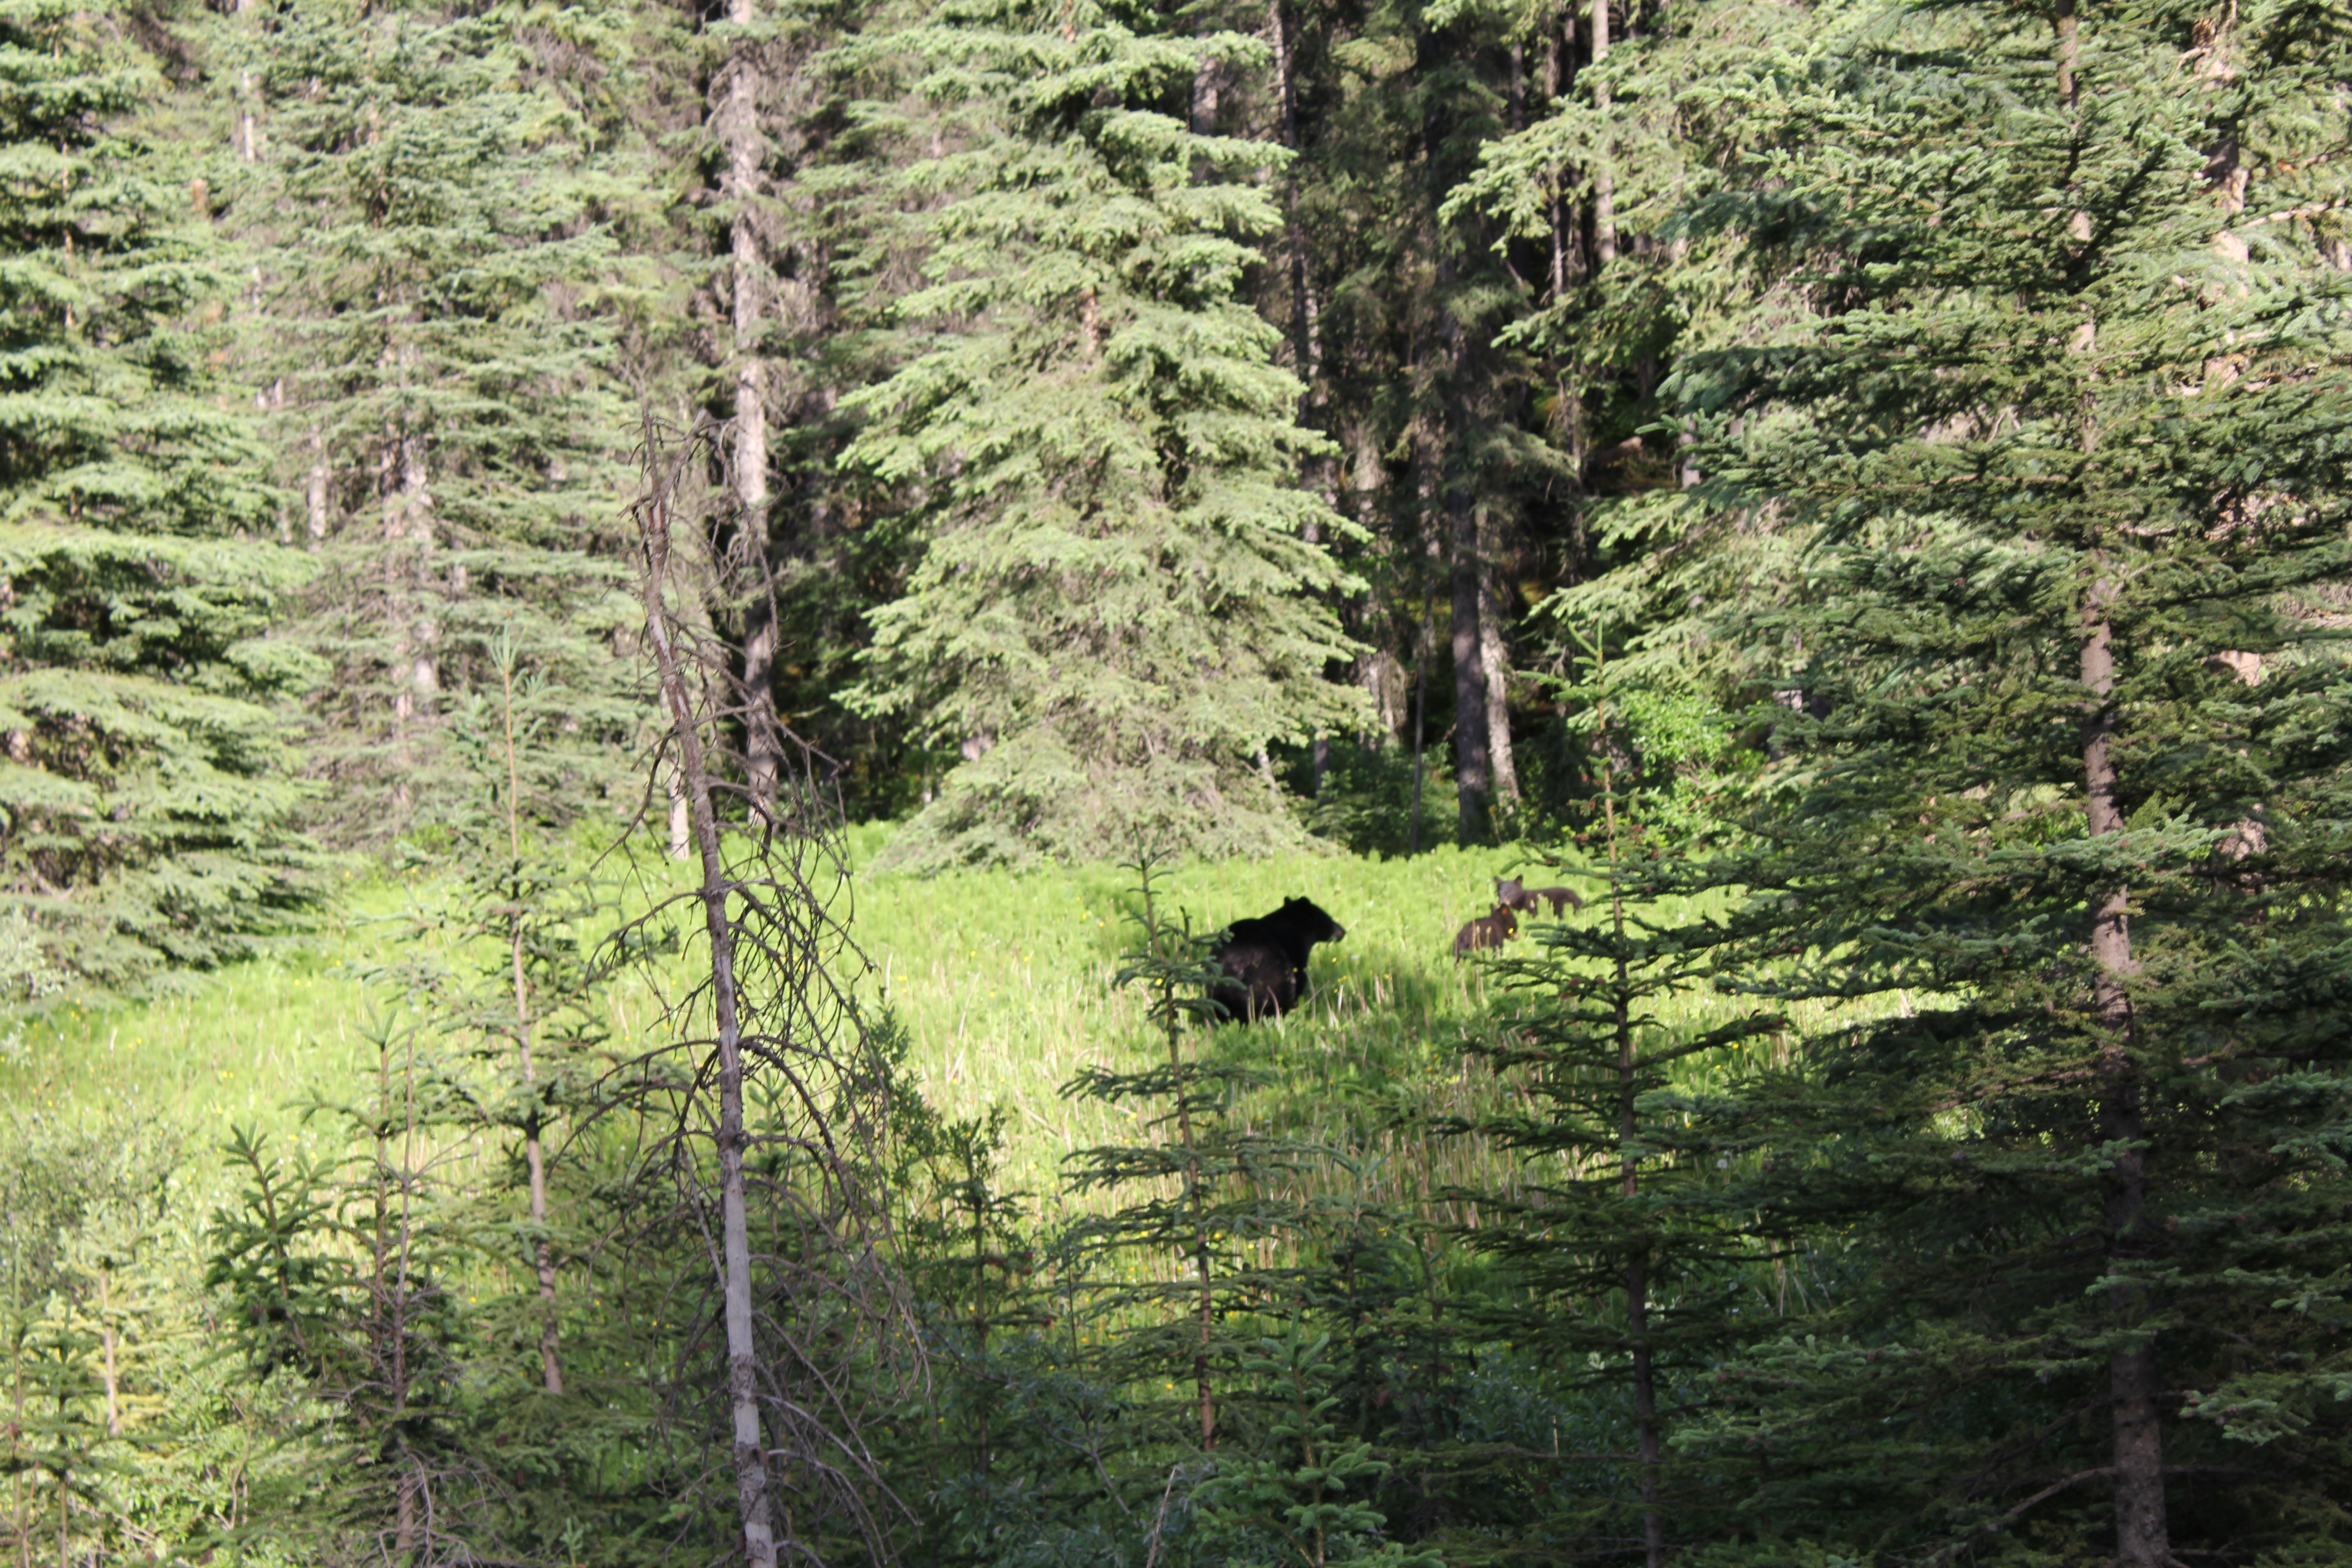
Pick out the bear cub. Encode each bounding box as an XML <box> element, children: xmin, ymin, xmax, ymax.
<box><xmin>1454</xmin><ymin>904</ymin><xmax>1518</xmax><ymax>958</ymax></box>
<box><xmin>1210</xmin><ymin>896</ymin><xmax>1347</xmax><ymax>1023</ymax></box>
<box><xmin>1496</xmin><ymin>876</ymin><xmax>1584</xmax><ymax>917</ymax></box>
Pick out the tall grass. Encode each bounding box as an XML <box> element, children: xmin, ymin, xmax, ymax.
<box><xmin>15</xmin><ymin>828</ymin><xmax>1807</xmax><ymax>1231</ymax></box>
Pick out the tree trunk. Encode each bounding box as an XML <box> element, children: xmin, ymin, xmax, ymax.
<box><xmin>95</xmin><ymin>1273</ymin><xmax>118</xmax><ymax>1440</ymax></box>
<box><xmin>1598</xmin><ymin>677</ymin><xmax>1662</xmax><ymax>1567</ymax></box>
<box><xmin>399</xmin><ymin>412</ymin><xmax>436</xmax><ymax>715</ymax></box>
<box><xmin>1449</xmin><ymin>485</ymin><xmax>1490</xmax><ymax>842</ymax></box>
<box><xmin>305</xmin><ymin>428</ymin><xmax>327</xmax><ymax>549</ymax></box>
<box><xmin>497</xmin><ymin>658</ymin><xmax>562</xmax><ymax>1396</ymax></box>
<box><xmin>1409</xmin><ymin>580</ymin><xmax>1433</xmax><ymax>857</ymax></box>
<box><xmin>1589</xmin><ymin>0</ymin><xmax>1616</xmax><ymax>271</ymax></box>
<box><xmin>1421</xmin><ymin>15</ymin><xmax>1489</xmax><ymax>843</ymax></box>
<box><xmin>638</xmin><ymin>487</ymin><xmax>779</xmax><ymax>1568</ymax></box>
<box><xmin>1480</xmin><ymin>563</ymin><xmax>1518</xmax><ymax>809</ymax></box>
<box><xmin>2082</xmin><ymin>571</ymin><xmax>2166</xmax><ymax>1568</ymax></box>
<box><xmin>382</xmin><ymin>339</ymin><xmax>433</xmax><ymax>815</ymax></box>
<box><xmin>1273</xmin><ymin>0</ymin><xmax>1336</xmax><ymax>798</ymax></box>
<box><xmin>722</xmin><ymin>0</ymin><xmax>780</xmax><ymax>813</ymax></box>
<box><xmin>2060</xmin><ymin>5</ymin><xmax>2165</xmax><ymax>1507</ymax></box>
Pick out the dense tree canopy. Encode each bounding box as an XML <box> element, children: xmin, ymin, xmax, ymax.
<box><xmin>10</xmin><ymin>0</ymin><xmax>2352</xmax><ymax>1561</ymax></box>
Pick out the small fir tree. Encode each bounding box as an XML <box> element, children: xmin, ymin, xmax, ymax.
<box><xmin>1455</xmin><ymin>629</ymin><xmax>1781</xmax><ymax>1568</ymax></box>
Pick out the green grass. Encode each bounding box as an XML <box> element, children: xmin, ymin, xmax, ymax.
<box><xmin>12</xmin><ymin>828</ymin><xmax>1805</xmax><ymax>1221</ymax></box>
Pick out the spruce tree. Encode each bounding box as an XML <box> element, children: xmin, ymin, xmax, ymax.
<box><xmin>1457</xmin><ymin>633</ymin><xmax>1780</xmax><ymax>1567</ymax></box>
<box><xmin>230</xmin><ymin>0</ymin><xmax>639</xmax><ymax>842</ymax></box>
<box><xmin>841</xmin><ymin>1</ymin><xmax>1365</xmax><ymax>871</ymax></box>
<box><xmin>0</xmin><ymin>0</ymin><xmax>319</xmax><ymax>988</ymax></box>
<box><xmin>1666</xmin><ymin>0</ymin><xmax>2352</xmax><ymax>1559</ymax></box>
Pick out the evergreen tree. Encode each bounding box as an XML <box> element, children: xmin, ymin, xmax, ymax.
<box><xmin>230</xmin><ymin>0</ymin><xmax>640</xmax><ymax>842</ymax></box>
<box><xmin>841</xmin><ymin>1</ymin><xmax>1366</xmax><ymax>871</ymax></box>
<box><xmin>1666</xmin><ymin>0</ymin><xmax>2352</xmax><ymax>1559</ymax></box>
<box><xmin>0</xmin><ymin>0</ymin><xmax>321</xmax><ymax>988</ymax></box>
<box><xmin>1450</xmin><ymin>0</ymin><xmax>1821</xmax><ymax>819</ymax></box>
<box><xmin>1455</xmin><ymin>631</ymin><xmax>1781</xmax><ymax>1567</ymax></box>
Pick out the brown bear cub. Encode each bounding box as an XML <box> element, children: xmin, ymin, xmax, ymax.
<box><xmin>1453</xmin><ymin>904</ymin><xmax>1518</xmax><ymax>958</ymax></box>
<box><xmin>1495</xmin><ymin>876</ymin><xmax>1584</xmax><ymax>917</ymax></box>
<box><xmin>1209</xmin><ymin>896</ymin><xmax>1347</xmax><ymax>1023</ymax></box>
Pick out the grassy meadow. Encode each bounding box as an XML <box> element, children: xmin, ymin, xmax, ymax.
<box><xmin>9</xmin><ymin>826</ymin><xmax>1813</xmax><ymax>1229</ymax></box>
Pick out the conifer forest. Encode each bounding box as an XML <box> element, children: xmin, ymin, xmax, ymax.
<box><xmin>8</xmin><ymin>0</ymin><xmax>2352</xmax><ymax>1560</ymax></box>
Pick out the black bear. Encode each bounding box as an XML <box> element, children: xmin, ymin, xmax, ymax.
<box><xmin>1454</xmin><ymin>903</ymin><xmax>1518</xmax><ymax>958</ymax></box>
<box><xmin>1496</xmin><ymin>876</ymin><xmax>1584</xmax><ymax>917</ymax></box>
<box><xmin>1209</xmin><ymin>896</ymin><xmax>1346</xmax><ymax>1023</ymax></box>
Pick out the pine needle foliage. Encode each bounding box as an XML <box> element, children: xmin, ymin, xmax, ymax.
<box><xmin>1662</xmin><ymin>0</ymin><xmax>2352</xmax><ymax>1559</ymax></box>
<box><xmin>1454</xmin><ymin>635</ymin><xmax>1783</xmax><ymax>1564</ymax></box>
<box><xmin>0</xmin><ymin>0</ymin><xmax>322</xmax><ymax>990</ymax></box>
<box><xmin>842</xmin><ymin>2</ymin><xmax>1367</xmax><ymax>872</ymax></box>
<box><xmin>1059</xmin><ymin>845</ymin><xmax>1318</xmax><ymax>1454</ymax></box>
<box><xmin>241</xmin><ymin>0</ymin><xmax>639</xmax><ymax>842</ymax></box>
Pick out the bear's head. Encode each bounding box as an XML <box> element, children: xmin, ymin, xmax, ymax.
<box><xmin>1279</xmin><ymin>896</ymin><xmax>1346</xmax><ymax>944</ymax></box>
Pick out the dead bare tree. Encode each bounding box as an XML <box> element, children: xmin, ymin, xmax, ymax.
<box><xmin>612</xmin><ymin>413</ymin><xmax>913</xmax><ymax>1568</ymax></box>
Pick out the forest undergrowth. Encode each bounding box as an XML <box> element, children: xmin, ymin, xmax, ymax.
<box><xmin>9</xmin><ymin>829</ymin><xmax>1782</xmax><ymax>1220</ymax></box>
<box><xmin>3</xmin><ymin>831</ymin><xmax>1835</xmax><ymax>1567</ymax></box>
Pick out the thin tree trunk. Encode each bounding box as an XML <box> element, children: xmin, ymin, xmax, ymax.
<box><xmin>1273</xmin><ymin>0</ymin><xmax>1328</xmax><ymax>496</ymax></box>
<box><xmin>382</xmin><ymin>334</ymin><xmax>433</xmax><ymax>814</ymax></box>
<box><xmin>1597</xmin><ymin>658</ymin><xmax>1663</xmax><ymax>1567</ymax></box>
<box><xmin>2082</xmin><ymin>569</ymin><xmax>2165</xmax><ymax>1568</ymax></box>
<box><xmin>638</xmin><ymin>486</ymin><xmax>779</xmax><ymax>1568</ymax></box>
<box><xmin>1422</xmin><ymin>16</ymin><xmax>1490</xmax><ymax>843</ymax></box>
<box><xmin>305</xmin><ymin>429</ymin><xmax>327</xmax><ymax>549</ymax></box>
<box><xmin>383</xmin><ymin>1026</ymin><xmax>423</xmax><ymax>1561</ymax></box>
<box><xmin>95</xmin><ymin>1273</ymin><xmax>118</xmax><ymax>1439</ymax></box>
<box><xmin>1171</xmin><ymin>1013</ymin><xmax>1216</xmax><ymax>1449</ymax></box>
<box><xmin>1589</xmin><ymin>0</ymin><xmax>1616</xmax><ymax>271</ymax></box>
<box><xmin>668</xmin><ymin>760</ymin><xmax>693</xmax><ymax>861</ymax></box>
<box><xmin>1449</xmin><ymin>485</ymin><xmax>1490</xmax><ymax>842</ymax></box>
<box><xmin>1408</xmin><ymin>295</ymin><xmax>1441</xmax><ymax>854</ymax></box>
<box><xmin>723</xmin><ymin>0</ymin><xmax>780</xmax><ymax>813</ymax></box>
<box><xmin>1273</xmin><ymin>0</ymin><xmax>1335</xmax><ymax>798</ymax></box>
<box><xmin>498</xmin><ymin>657</ymin><xmax>562</xmax><ymax>1396</ymax></box>
<box><xmin>10</xmin><ymin>1215</ymin><xmax>24</xmax><ymax>1568</ymax></box>
<box><xmin>1409</xmin><ymin>580</ymin><xmax>1433</xmax><ymax>857</ymax></box>
<box><xmin>399</xmin><ymin>410</ymin><xmax>436</xmax><ymax>722</ymax></box>
<box><xmin>1480</xmin><ymin>561</ymin><xmax>1518</xmax><ymax>808</ymax></box>
<box><xmin>2059</xmin><ymin>1</ymin><xmax>2165</xmax><ymax>1521</ymax></box>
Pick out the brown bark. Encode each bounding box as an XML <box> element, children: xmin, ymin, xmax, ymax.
<box><xmin>1190</xmin><ymin>51</ymin><xmax>1220</xmax><ymax>136</ymax></box>
<box><xmin>2058</xmin><ymin>12</ymin><xmax>2165</xmax><ymax>1547</ymax></box>
<box><xmin>2082</xmin><ymin>581</ymin><xmax>2166</xmax><ymax>1568</ymax></box>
